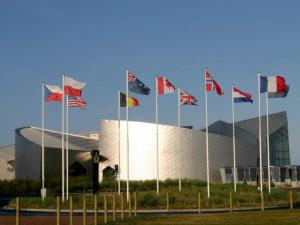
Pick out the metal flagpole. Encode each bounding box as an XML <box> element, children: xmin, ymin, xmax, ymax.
<box><xmin>266</xmin><ymin>92</ymin><xmax>271</xmax><ymax>193</ymax></box>
<box><xmin>61</xmin><ymin>74</ymin><xmax>65</xmax><ymax>202</ymax></box>
<box><xmin>177</xmin><ymin>88</ymin><xmax>181</xmax><ymax>191</ymax></box>
<box><xmin>41</xmin><ymin>82</ymin><xmax>45</xmax><ymax>201</ymax></box>
<box><xmin>118</xmin><ymin>90</ymin><xmax>121</xmax><ymax>195</ymax></box>
<box><xmin>258</xmin><ymin>72</ymin><xmax>263</xmax><ymax>203</ymax></box>
<box><xmin>205</xmin><ymin>69</ymin><xmax>210</xmax><ymax>198</ymax></box>
<box><xmin>232</xmin><ymin>85</ymin><xmax>237</xmax><ymax>192</ymax></box>
<box><xmin>66</xmin><ymin>95</ymin><xmax>69</xmax><ymax>200</ymax></box>
<box><xmin>156</xmin><ymin>76</ymin><xmax>159</xmax><ymax>195</ymax></box>
<box><xmin>126</xmin><ymin>70</ymin><xmax>130</xmax><ymax>202</ymax></box>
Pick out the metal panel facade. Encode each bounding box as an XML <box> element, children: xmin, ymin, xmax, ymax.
<box><xmin>99</xmin><ymin>120</ymin><xmax>258</xmax><ymax>181</ymax></box>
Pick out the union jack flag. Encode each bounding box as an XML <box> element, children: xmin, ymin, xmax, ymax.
<box><xmin>68</xmin><ymin>96</ymin><xmax>87</xmax><ymax>109</ymax></box>
<box><xmin>128</xmin><ymin>72</ymin><xmax>136</xmax><ymax>82</ymax></box>
<box><xmin>179</xmin><ymin>89</ymin><xmax>198</xmax><ymax>106</ymax></box>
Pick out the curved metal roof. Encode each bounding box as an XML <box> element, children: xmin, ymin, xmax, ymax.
<box><xmin>16</xmin><ymin>127</ymin><xmax>98</xmax><ymax>151</ymax></box>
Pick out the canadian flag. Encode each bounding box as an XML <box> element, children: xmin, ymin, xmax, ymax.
<box><xmin>64</xmin><ymin>76</ymin><xmax>86</xmax><ymax>97</ymax></box>
<box><xmin>157</xmin><ymin>76</ymin><xmax>176</xmax><ymax>95</ymax></box>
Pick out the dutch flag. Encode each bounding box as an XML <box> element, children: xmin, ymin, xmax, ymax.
<box><xmin>232</xmin><ymin>86</ymin><xmax>253</xmax><ymax>103</ymax></box>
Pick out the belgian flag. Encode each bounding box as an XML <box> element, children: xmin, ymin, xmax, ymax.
<box><xmin>120</xmin><ymin>92</ymin><xmax>139</xmax><ymax>107</ymax></box>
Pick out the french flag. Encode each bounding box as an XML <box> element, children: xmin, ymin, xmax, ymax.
<box><xmin>44</xmin><ymin>85</ymin><xmax>63</xmax><ymax>102</ymax></box>
<box><xmin>260</xmin><ymin>76</ymin><xmax>286</xmax><ymax>94</ymax></box>
<box><xmin>232</xmin><ymin>86</ymin><xmax>253</xmax><ymax>103</ymax></box>
<box><xmin>64</xmin><ymin>76</ymin><xmax>86</xmax><ymax>97</ymax></box>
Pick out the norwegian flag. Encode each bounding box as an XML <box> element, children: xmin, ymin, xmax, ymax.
<box><xmin>205</xmin><ymin>70</ymin><xmax>214</xmax><ymax>92</ymax></box>
<box><xmin>68</xmin><ymin>96</ymin><xmax>87</xmax><ymax>109</ymax></box>
<box><xmin>204</xmin><ymin>69</ymin><xmax>224</xmax><ymax>96</ymax></box>
<box><xmin>157</xmin><ymin>76</ymin><xmax>176</xmax><ymax>95</ymax></box>
<box><xmin>179</xmin><ymin>89</ymin><xmax>198</xmax><ymax>105</ymax></box>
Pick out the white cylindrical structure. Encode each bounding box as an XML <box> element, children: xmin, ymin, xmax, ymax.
<box><xmin>66</xmin><ymin>95</ymin><xmax>69</xmax><ymax>200</ymax></box>
<box><xmin>177</xmin><ymin>88</ymin><xmax>181</xmax><ymax>191</ymax></box>
<box><xmin>258</xmin><ymin>72</ymin><xmax>263</xmax><ymax>198</ymax></box>
<box><xmin>126</xmin><ymin>70</ymin><xmax>129</xmax><ymax>202</ymax></box>
<box><xmin>266</xmin><ymin>93</ymin><xmax>271</xmax><ymax>193</ymax></box>
<box><xmin>205</xmin><ymin>69</ymin><xmax>210</xmax><ymax>198</ymax></box>
<box><xmin>231</xmin><ymin>85</ymin><xmax>237</xmax><ymax>192</ymax></box>
<box><xmin>61</xmin><ymin>74</ymin><xmax>65</xmax><ymax>202</ymax></box>
<box><xmin>41</xmin><ymin>82</ymin><xmax>45</xmax><ymax>201</ymax></box>
<box><xmin>156</xmin><ymin>76</ymin><xmax>159</xmax><ymax>195</ymax></box>
<box><xmin>118</xmin><ymin>90</ymin><xmax>121</xmax><ymax>195</ymax></box>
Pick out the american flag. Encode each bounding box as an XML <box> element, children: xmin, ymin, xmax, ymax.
<box><xmin>179</xmin><ymin>89</ymin><xmax>198</xmax><ymax>106</ymax></box>
<box><xmin>205</xmin><ymin>70</ymin><xmax>213</xmax><ymax>92</ymax></box>
<box><xmin>68</xmin><ymin>96</ymin><xmax>87</xmax><ymax>109</ymax></box>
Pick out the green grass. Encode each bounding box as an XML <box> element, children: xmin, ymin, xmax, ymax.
<box><xmin>6</xmin><ymin>180</ymin><xmax>300</xmax><ymax>210</ymax></box>
<box><xmin>102</xmin><ymin>210</ymin><xmax>300</xmax><ymax>225</ymax></box>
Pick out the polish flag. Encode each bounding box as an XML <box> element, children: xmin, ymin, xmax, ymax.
<box><xmin>64</xmin><ymin>76</ymin><xmax>86</xmax><ymax>97</ymax></box>
<box><xmin>44</xmin><ymin>85</ymin><xmax>63</xmax><ymax>102</ymax></box>
<box><xmin>157</xmin><ymin>76</ymin><xmax>176</xmax><ymax>95</ymax></box>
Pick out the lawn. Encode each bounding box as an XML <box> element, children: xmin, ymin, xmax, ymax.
<box><xmin>105</xmin><ymin>210</ymin><xmax>300</xmax><ymax>225</ymax></box>
<box><xmin>4</xmin><ymin>179</ymin><xmax>300</xmax><ymax>210</ymax></box>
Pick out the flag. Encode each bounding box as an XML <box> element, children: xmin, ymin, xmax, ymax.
<box><xmin>157</xmin><ymin>76</ymin><xmax>176</xmax><ymax>95</ymax></box>
<box><xmin>212</xmin><ymin>80</ymin><xmax>224</xmax><ymax>96</ymax></box>
<box><xmin>120</xmin><ymin>92</ymin><xmax>139</xmax><ymax>107</ymax></box>
<box><xmin>268</xmin><ymin>85</ymin><xmax>289</xmax><ymax>98</ymax></box>
<box><xmin>67</xmin><ymin>96</ymin><xmax>87</xmax><ymax>109</ymax></box>
<box><xmin>44</xmin><ymin>85</ymin><xmax>63</xmax><ymax>102</ymax></box>
<box><xmin>260</xmin><ymin>76</ymin><xmax>287</xmax><ymax>94</ymax></box>
<box><xmin>64</xmin><ymin>76</ymin><xmax>86</xmax><ymax>97</ymax></box>
<box><xmin>128</xmin><ymin>72</ymin><xmax>150</xmax><ymax>95</ymax></box>
<box><xmin>205</xmin><ymin>70</ymin><xmax>213</xmax><ymax>92</ymax></box>
<box><xmin>179</xmin><ymin>89</ymin><xmax>198</xmax><ymax>105</ymax></box>
<box><xmin>232</xmin><ymin>86</ymin><xmax>253</xmax><ymax>103</ymax></box>
<box><xmin>205</xmin><ymin>70</ymin><xmax>224</xmax><ymax>95</ymax></box>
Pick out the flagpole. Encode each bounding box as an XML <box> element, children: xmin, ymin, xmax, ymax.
<box><xmin>205</xmin><ymin>68</ymin><xmax>210</xmax><ymax>198</ymax></box>
<box><xmin>232</xmin><ymin>85</ymin><xmax>237</xmax><ymax>192</ymax></box>
<box><xmin>41</xmin><ymin>82</ymin><xmax>45</xmax><ymax>201</ymax></box>
<box><xmin>118</xmin><ymin>90</ymin><xmax>121</xmax><ymax>195</ymax></box>
<box><xmin>177</xmin><ymin>88</ymin><xmax>181</xmax><ymax>192</ymax></box>
<box><xmin>266</xmin><ymin>92</ymin><xmax>271</xmax><ymax>193</ymax></box>
<box><xmin>61</xmin><ymin>74</ymin><xmax>65</xmax><ymax>202</ymax></box>
<box><xmin>126</xmin><ymin>70</ymin><xmax>130</xmax><ymax>202</ymax></box>
<box><xmin>66</xmin><ymin>95</ymin><xmax>69</xmax><ymax>200</ymax></box>
<box><xmin>156</xmin><ymin>76</ymin><xmax>159</xmax><ymax>195</ymax></box>
<box><xmin>258</xmin><ymin>72</ymin><xmax>263</xmax><ymax>209</ymax></box>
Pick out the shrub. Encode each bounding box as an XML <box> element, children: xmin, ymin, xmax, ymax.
<box><xmin>139</xmin><ymin>193</ymin><xmax>159</xmax><ymax>208</ymax></box>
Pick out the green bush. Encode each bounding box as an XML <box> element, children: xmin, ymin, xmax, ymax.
<box><xmin>0</xmin><ymin>180</ymin><xmax>41</xmax><ymax>197</ymax></box>
<box><xmin>139</xmin><ymin>193</ymin><xmax>159</xmax><ymax>208</ymax></box>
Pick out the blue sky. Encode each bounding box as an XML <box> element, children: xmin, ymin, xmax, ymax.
<box><xmin>1</xmin><ymin>0</ymin><xmax>299</xmax><ymax>163</ymax></box>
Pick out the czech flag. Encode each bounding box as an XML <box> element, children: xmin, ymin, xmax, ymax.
<box><xmin>232</xmin><ymin>86</ymin><xmax>253</xmax><ymax>103</ymax></box>
<box><xmin>260</xmin><ymin>76</ymin><xmax>287</xmax><ymax>94</ymax></box>
<box><xmin>44</xmin><ymin>85</ymin><xmax>63</xmax><ymax>102</ymax></box>
<box><xmin>64</xmin><ymin>76</ymin><xmax>86</xmax><ymax>97</ymax></box>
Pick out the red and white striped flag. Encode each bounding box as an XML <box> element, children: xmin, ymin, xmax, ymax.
<box><xmin>68</xmin><ymin>96</ymin><xmax>87</xmax><ymax>109</ymax></box>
